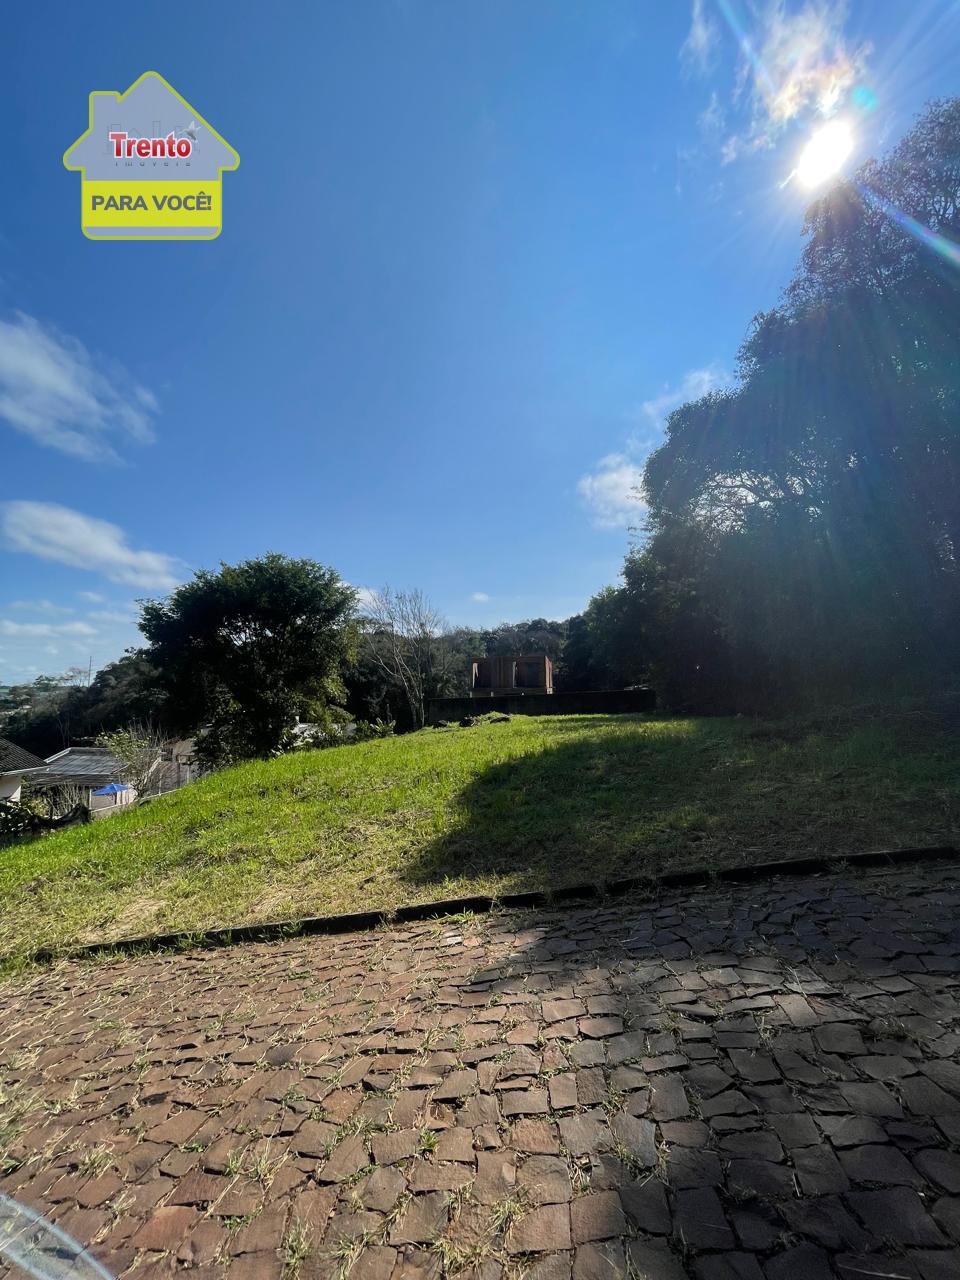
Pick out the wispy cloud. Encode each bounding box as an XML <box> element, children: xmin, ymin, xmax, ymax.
<box><xmin>471</xmin><ymin>592</ymin><xmax>490</xmax><ymax>603</ymax></box>
<box><xmin>0</xmin><ymin>312</ymin><xmax>159</xmax><ymax>461</ymax></box>
<box><xmin>578</xmin><ymin>364</ymin><xmax>732</xmax><ymax>530</ymax></box>
<box><xmin>577</xmin><ymin>454</ymin><xmax>647</xmax><ymax>530</ymax></box>
<box><xmin>9</xmin><ymin>598</ymin><xmax>74</xmax><ymax>615</ymax></box>
<box><xmin>638</xmin><ymin>362</ymin><xmax>732</xmax><ymax>433</ymax></box>
<box><xmin>2</xmin><ymin>502</ymin><xmax>182</xmax><ymax>590</ymax></box>
<box><xmin>698</xmin><ymin>90</ymin><xmax>726</xmax><ymax>137</ymax></box>
<box><xmin>681</xmin><ymin>0</ymin><xmax>719</xmax><ymax>75</ymax></box>
<box><xmin>77</xmin><ymin>590</ymin><xmax>106</xmax><ymax>604</ymax></box>
<box><xmin>715</xmin><ymin>1</ymin><xmax>870</xmax><ymax>161</ymax></box>
<box><xmin>87</xmin><ymin>609</ymin><xmax>138</xmax><ymax>625</ymax></box>
<box><xmin>0</xmin><ymin>619</ymin><xmax>96</xmax><ymax>638</ymax></box>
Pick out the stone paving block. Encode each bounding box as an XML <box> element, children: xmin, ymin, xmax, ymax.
<box><xmin>696</xmin><ymin>1254</ymin><xmax>766</xmax><ymax>1280</ymax></box>
<box><xmin>619</xmin><ymin>1177</ymin><xmax>670</xmax><ymax>1234</ymax></box>
<box><xmin>525</xmin><ymin>1253</ymin><xmax>573</xmax><ymax>1280</ymax></box>
<box><xmin>608</xmin><ymin>1112</ymin><xmax>656</xmax><ymax>1167</ymax></box>
<box><xmin>838</xmin><ymin>1081</ymin><xmax>905</xmax><ymax>1118</ymax></box>
<box><xmin>501</xmin><ymin>1088</ymin><xmax>549</xmax><ymax>1116</ymax></box>
<box><xmin>839</xmin><ymin>1142</ymin><xmax>923</xmax><ymax>1185</ymax></box>
<box><xmin>667</xmin><ymin>1146</ymin><xmax>723</xmax><ymax>1189</ymax></box>
<box><xmin>732</xmin><ymin>1204</ymin><xmax>784</xmax><ymax>1250</ymax></box>
<box><xmin>674</xmin><ymin>1186</ymin><xmax>736</xmax><ymax>1249</ymax></box>
<box><xmin>132</xmin><ymin>1205</ymin><xmax>202</xmax><ymax>1251</ymax></box>
<box><xmin>792</xmin><ymin>1145</ymin><xmax>850</xmax><ymax>1195</ymax></box>
<box><xmin>548</xmin><ymin>1074</ymin><xmax>577</xmax><ymax>1111</ymax></box>
<box><xmin>779</xmin><ymin>1197</ymin><xmax>871</xmax><ymax>1251</ymax></box>
<box><xmin>913</xmin><ymin>1149</ymin><xmax>960</xmax><ymax>1192</ymax></box>
<box><xmin>517</xmin><ymin>1154</ymin><xmax>573</xmax><ymax>1205</ymax></box>
<box><xmin>814</xmin><ymin>1025</ymin><xmax>867</xmax><ymax>1055</ymax></box>
<box><xmin>727</xmin><ymin>1157</ymin><xmax>797</xmax><ymax>1202</ymax></box>
<box><xmin>626</xmin><ymin>1238</ymin><xmax>692</xmax><ymax>1280</ymax></box>
<box><xmin>650</xmin><ymin>1073</ymin><xmax>690</xmax><ymax>1120</ymax></box>
<box><xmin>845</xmin><ymin>1188</ymin><xmax>947</xmax><ymax>1247</ymax></box>
<box><xmin>764</xmin><ymin>1243</ymin><xmax>834</xmax><ymax>1279</ymax></box>
<box><xmin>899</xmin><ymin>1077</ymin><xmax>960</xmax><ymax>1116</ymax></box>
<box><xmin>472</xmin><ymin>1150</ymin><xmax>516</xmax><ymax>1204</ymax></box>
<box><xmin>371</xmin><ymin>1128</ymin><xmax>420</xmax><ymax>1165</ymax></box>
<box><xmin>833</xmin><ymin>1257</ymin><xmax>921</xmax><ymax>1280</ymax></box>
<box><xmin>511</xmin><ymin>1119</ymin><xmax>560</xmax><ymax>1154</ymax></box>
<box><xmin>317</xmin><ymin>1133</ymin><xmax>369</xmax><ymax>1182</ymax></box>
<box><xmin>570</xmin><ymin>1190</ymin><xmax>626</xmax><ymax>1243</ymax></box>
<box><xmin>559</xmin><ymin>1111</ymin><xmax>610</xmax><ymax>1157</ymax></box>
<box><xmin>931</xmin><ymin>1196</ymin><xmax>960</xmax><ymax>1242</ymax></box>
<box><xmin>388</xmin><ymin>1191</ymin><xmax>449</xmax><ymax>1244</ymax></box>
<box><xmin>571</xmin><ymin>1241</ymin><xmax>625</xmax><ymax>1280</ymax></box>
<box><xmin>506</xmin><ymin>1203</ymin><xmax>572</xmax><ymax>1253</ymax></box>
<box><xmin>908</xmin><ymin>1251</ymin><xmax>960</xmax><ymax>1280</ymax></box>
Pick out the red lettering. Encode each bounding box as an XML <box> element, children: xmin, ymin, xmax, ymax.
<box><xmin>106</xmin><ymin>131</ymin><xmax>193</xmax><ymax>159</ymax></box>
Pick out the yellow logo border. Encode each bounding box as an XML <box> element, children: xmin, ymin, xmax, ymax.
<box><xmin>64</xmin><ymin>71</ymin><xmax>239</xmax><ymax>242</ymax></box>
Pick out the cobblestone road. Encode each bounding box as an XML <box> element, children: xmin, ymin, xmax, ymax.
<box><xmin>3</xmin><ymin>863</ymin><xmax>960</xmax><ymax>1279</ymax></box>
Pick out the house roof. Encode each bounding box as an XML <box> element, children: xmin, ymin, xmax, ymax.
<box><xmin>63</xmin><ymin>72</ymin><xmax>239</xmax><ymax>182</ymax></box>
<box><xmin>41</xmin><ymin>746</ymin><xmax>124</xmax><ymax>785</ymax></box>
<box><xmin>0</xmin><ymin>737</ymin><xmax>46</xmax><ymax>776</ymax></box>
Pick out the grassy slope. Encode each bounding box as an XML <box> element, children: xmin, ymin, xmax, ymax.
<box><xmin>3</xmin><ymin>710</ymin><xmax>958</xmax><ymax>969</ymax></box>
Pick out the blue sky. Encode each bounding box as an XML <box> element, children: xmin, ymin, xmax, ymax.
<box><xmin>2</xmin><ymin>1</ymin><xmax>959</xmax><ymax>682</ymax></box>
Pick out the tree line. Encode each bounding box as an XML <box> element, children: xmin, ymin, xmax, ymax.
<box><xmin>0</xmin><ymin>569</ymin><xmax>574</xmax><ymax>765</ymax></box>
<box><xmin>3</xmin><ymin>98</ymin><xmax>958</xmax><ymax>758</ymax></box>
<box><xmin>577</xmin><ymin>97</ymin><xmax>960</xmax><ymax>711</ymax></box>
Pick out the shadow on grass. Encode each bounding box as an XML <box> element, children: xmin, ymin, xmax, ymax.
<box><xmin>401</xmin><ymin>715</ymin><xmax>725</xmax><ymax>894</ymax></box>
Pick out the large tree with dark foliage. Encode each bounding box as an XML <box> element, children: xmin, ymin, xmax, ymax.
<box><xmin>583</xmin><ymin>99</ymin><xmax>960</xmax><ymax>711</ymax></box>
<box><xmin>140</xmin><ymin>554</ymin><xmax>356</xmax><ymax>765</ymax></box>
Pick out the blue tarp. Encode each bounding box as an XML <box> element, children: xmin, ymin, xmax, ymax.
<box><xmin>91</xmin><ymin>783</ymin><xmax>130</xmax><ymax>795</ymax></box>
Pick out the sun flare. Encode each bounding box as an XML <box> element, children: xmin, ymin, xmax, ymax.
<box><xmin>796</xmin><ymin>120</ymin><xmax>854</xmax><ymax>188</ymax></box>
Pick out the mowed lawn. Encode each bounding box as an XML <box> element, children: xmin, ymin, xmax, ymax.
<box><xmin>3</xmin><ymin>709</ymin><xmax>959</xmax><ymax>972</ymax></box>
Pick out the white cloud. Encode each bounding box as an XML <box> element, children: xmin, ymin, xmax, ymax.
<box><xmin>9</xmin><ymin>598</ymin><xmax>73</xmax><ymax>614</ymax></box>
<box><xmin>78</xmin><ymin>590</ymin><xmax>106</xmax><ymax>603</ymax></box>
<box><xmin>0</xmin><ymin>312</ymin><xmax>159</xmax><ymax>461</ymax></box>
<box><xmin>639</xmin><ymin>363</ymin><xmax>732</xmax><ymax>432</ymax></box>
<box><xmin>353</xmin><ymin>586</ymin><xmax>378</xmax><ymax>610</ymax></box>
<box><xmin>471</xmin><ymin>592</ymin><xmax>490</xmax><ymax>603</ymax></box>
<box><xmin>681</xmin><ymin>0</ymin><xmax>719</xmax><ymax>75</ymax></box>
<box><xmin>0</xmin><ymin>619</ymin><xmax>96</xmax><ymax>638</ymax></box>
<box><xmin>578</xmin><ymin>364</ymin><xmax>732</xmax><ymax>531</ymax></box>
<box><xmin>577</xmin><ymin>454</ymin><xmax>646</xmax><ymax>530</ymax></box>
<box><xmin>2</xmin><ymin>501</ymin><xmax>182</xmax><ymax>590</ymax></box>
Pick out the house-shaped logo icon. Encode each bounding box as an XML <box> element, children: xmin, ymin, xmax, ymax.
<box><xmin>64</xmin><ymin>71</ymin><xmax>239</xmax><ymax>240</ymax></box>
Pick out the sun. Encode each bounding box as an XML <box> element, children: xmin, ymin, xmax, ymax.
<box><xmin>796</xmin><ymin>120</ymin><xmax>854</xmax><ymax>188</ymax></box>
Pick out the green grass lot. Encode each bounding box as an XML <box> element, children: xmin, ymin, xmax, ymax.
<box><xmin>3</xmin><ymin>707</ymin><xmax>959</xmax><ymax>973</ymax></box>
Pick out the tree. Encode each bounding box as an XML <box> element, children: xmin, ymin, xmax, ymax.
<box><xmin>139</xmin><ymin>554</ymin><xmax>356</xmax><ymax>766</ymax></box>
<box><xmin>632</xmin><ymin>97</ymin><xmax>960</xmax><ymax>710</ymax></box>
<box><xmin>359</xmin><ymin>588</ymin><xmax>450</xmax><ymax>730</ymax></box>
<box><xmin>97</xmin><ymin>723</ymin><xmax>167</xmax><ymax>796</ymax></box>
<box><xmin>0</xmin><ymin>654</ymin><xmax>166</xmax><ymax>758</ymax></box>
<box><xmin>480</xmin><ymin>619</ymin><xmax>568</xmax><ymax>664</ymax></box>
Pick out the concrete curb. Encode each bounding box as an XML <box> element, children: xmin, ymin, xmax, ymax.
<box><xmin>29</xmin><ymin>843</ymin><xmax>958</xmax><ymax>968</ymax></box>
